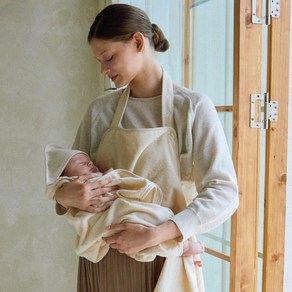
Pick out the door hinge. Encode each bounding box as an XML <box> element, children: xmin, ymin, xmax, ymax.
<box><xmin>250</xmin><ymin>93</ymin><xmax>278</xmax><ymax>129</ymax></box>
<box><xmin>252</xmin><ymin>0</ymin><xmax>280</xmax><ymax>25</ymax></box>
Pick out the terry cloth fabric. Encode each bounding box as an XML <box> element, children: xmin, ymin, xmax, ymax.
<box><xmin>45</xmin><ymin>144</ymin><xmax>89</xmax><ymax>185</ymax></box>
<box><xmin>45</xmin><ymin>167</ymin><xmax>202</xmax><ymax>291</ymax></box>
<box><xmin>45</xmin><ymin>168</ymin><xmax>184</xmax><ymax>262</ymax></box>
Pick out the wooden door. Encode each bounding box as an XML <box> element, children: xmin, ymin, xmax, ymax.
<box><xmin>262</xmin><ymin>0</ymin><xmax>290</xmax><ymax>291</ymax></box>
<box><xmin>185</xmin><ymin>0</ymin><xmax>290</xmax><ymax>291</ymax></box>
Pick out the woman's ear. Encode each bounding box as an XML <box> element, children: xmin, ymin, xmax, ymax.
<box><xmin>132</xmin><ymin>32</ymin><xmax>145</xmax><ymax>52</ymax></box>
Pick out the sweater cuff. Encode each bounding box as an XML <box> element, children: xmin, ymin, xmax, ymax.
<box><xmin>171</xmin><ymin>208</ymin><xmax>202</xmax><ymax>240</ymax></box>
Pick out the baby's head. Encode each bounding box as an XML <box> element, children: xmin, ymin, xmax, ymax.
<box><xmin>45</xmin><ymin>144</ymin><xmax>101</xmax><ymax>185</ymax></box>
<box><xmin>62</xmin><ymin>153</ymin><xmax>100</xmax><ymax>177</ymax></box>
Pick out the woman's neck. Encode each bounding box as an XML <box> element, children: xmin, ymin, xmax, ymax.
<box><xmin>129</xmin><ymin>60</ymin><xmax>163</xmax><ymax>98</ymax></box>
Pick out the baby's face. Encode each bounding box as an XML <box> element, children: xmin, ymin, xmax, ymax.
<box><xmin>63</xmin><ymin>153</ymin><xmax>100</xmax><ymax>177</ymax></box>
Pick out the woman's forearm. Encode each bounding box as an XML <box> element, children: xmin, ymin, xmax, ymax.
<box><xmin>151</xmin><ymin>220</ymin><xmax>183</xmax><ymax>246</ymax></box>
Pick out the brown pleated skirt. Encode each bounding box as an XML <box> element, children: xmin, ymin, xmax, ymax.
<box><xmin>77</xmin><ymin>249</ymin><xmax>165</xmax><ymax>292</ymax></box>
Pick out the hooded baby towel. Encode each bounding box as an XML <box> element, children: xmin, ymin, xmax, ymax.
<box><xmin>45</xmin><ymin>144</ymin><xmax>89</xmax><ymax>185</ymax></box>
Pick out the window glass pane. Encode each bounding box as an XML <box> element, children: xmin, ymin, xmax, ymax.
<box><xmin>191</xmin><ymin>4</ymin><xmax>234</xmax><ymax>281</ymax></box>
<box><xmin>189</xmin><ymin>0</ymin><xmax>234</xmax><ymax>106</ymax></box>
<box><xmin>257</xmin><ymin>1</ymin><xmax>268</xmax><ymax>289</ymax></box>
<box><xmin>218</xmin><ymin>111</ymin><xmax>233</xmax><ymax>150</ymax></box>
<box><xmin>200</xmin><ymin>252</ymin><xmax>230</xmax><ymax>292</ymax></box>
<box><xmin>198</xmin><ymin>218</ymin><xmax>231</xmax><ymax>255</ymax></box>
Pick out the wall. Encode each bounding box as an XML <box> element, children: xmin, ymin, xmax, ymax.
<box><xmin>0</xmin><ymin>1</ymin><xmax>105</xmax><ymax>291</ymax></box>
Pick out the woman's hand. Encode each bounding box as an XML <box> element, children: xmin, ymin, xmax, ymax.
<box><xmin>102</xmin><ymin>223</ymin><xmax>154</xmax><ymax>256</ymax></box>
<box><xmin>103</xmin><ymin>220</ymin><xmax>182</xmax><ymax>257</ymax></box>
<box><xmin>55</xmin><ymin>174</ymin><xmax>118</xmax><ymax>213</ymax></box>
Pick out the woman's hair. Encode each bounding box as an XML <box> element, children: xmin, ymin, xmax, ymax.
<box><xmin>88</xmin><ymin>4</ymin><xmax>169</xmax><ymax>52</ymax></box>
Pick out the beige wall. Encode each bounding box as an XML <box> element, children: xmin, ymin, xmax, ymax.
<box><xmin>0</xmin><ymin>1</ymin><xmax>106</xmax><ymax>291</ymax></box>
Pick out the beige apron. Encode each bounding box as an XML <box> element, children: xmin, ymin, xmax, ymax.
<box><xmin>96</xmin><ymin>72</ymin><xmax>186</xmax><ymax>214</ymax></box>
<box><xmin>95</xmin><ymin>71</ymin><xmax>204</xmax><ymax>292</ymax></box>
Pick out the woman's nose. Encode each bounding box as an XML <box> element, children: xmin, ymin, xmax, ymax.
<box><xmin>88</xmin><ymin>161</ymin><xmax>93</xmax><ymax>166</ymax></box>
<box><xmin>101</xmin><ymin>63</ymin><xmax>110</xmax><ymax>75</ymax></box>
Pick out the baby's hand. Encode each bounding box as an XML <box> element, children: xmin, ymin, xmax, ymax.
<box><xmin>182</xmin><ymin>240</ymin><xmax>204</xmax><ymax>267</ymax></box>
<box><xmin>182</xmin><ymin>240</ymin><xmax>205</xmax><ymax>257</ymax></box>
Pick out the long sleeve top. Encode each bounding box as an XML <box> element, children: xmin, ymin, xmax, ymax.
<box><xmin>73</xmin><ymin>85</ymin><xmax>239</xmax><ymax>240</ymax></box>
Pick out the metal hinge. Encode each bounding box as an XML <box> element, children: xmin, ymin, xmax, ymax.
<box><xmin>250</xmin><ymin>93</ymin><xmax>278</xmax><ymax>129</ymax></box>
<box><xmin>252</xmin><ymin>0</ymin><xmax>280</xmax><ymax>24</ymax></box>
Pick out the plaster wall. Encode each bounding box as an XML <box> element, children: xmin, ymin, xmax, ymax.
<box><xmin>0</xmin><ymin>1</ymin><xmax>105</xmax><ymax>291</ymax></box>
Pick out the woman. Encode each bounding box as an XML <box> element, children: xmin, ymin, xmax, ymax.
<box><xmin>55</xmin><ymin>4</ymin><xmax>238</xmax><ymax>291</ymax></box>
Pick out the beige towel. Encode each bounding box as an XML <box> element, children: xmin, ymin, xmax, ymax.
<box><xmin>67</xmin><ymin>170</ymin><xmax>202</xmax><ymax>292</ymax></box>
<box><xmin>46</xmin><ymin>168</ymin><xmax>202</xmax><ymax>292</ymax></box>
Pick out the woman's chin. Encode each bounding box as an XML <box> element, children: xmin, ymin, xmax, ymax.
<box><xmin>113</xmin><ymin>79</ymin><xmax>128</xmax><ymax>89</ymax></box>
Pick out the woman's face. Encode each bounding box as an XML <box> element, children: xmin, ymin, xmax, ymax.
<box><xmin>90</xmin><ymin>35</ymin><xmax>143</xmax><ymax>88</ymax></box>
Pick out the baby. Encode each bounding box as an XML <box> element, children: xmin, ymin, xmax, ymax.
<box><xmin>45</xmin><ymin>144</ymin><xmax>204</xmax><ymax>264</ymax></box>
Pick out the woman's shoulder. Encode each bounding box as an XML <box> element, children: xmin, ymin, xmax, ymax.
<box><xmin>173</xmin><ymin>85</ymin><xmax>213</xmax><ymax>110</ymax></box>
<box><xmin>90</xmin><ymin>88</ymin><xmax>123</xmax><ymax>108</ymax></box>
<box><xmin>84</xmin><ymin>89</ymin><xmax>124</xmax><ymax>121</ymax></box>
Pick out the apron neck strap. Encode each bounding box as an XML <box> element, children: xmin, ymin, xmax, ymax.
<box><xmin>162</xmin><ymin>70</ymin><xmax>174</xmax><ymax>128</ymax></box>
<box><xmin>110</xmin><ymin>69</ymin><xmax>174</xmax><ymax>128</ymax></box>
<box><xmin>110</xmin><ymin>85</ymin><xmax>130</xmax><ymax>127</ymax></box>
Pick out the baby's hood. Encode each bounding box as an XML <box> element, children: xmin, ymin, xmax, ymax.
<box><xmin>44</xmin><ymin>144</ymin><xmax>89</xmax><ymax>185</ymax></box>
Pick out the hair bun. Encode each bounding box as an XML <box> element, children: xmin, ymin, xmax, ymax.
<box><xmin>151</xmin><ymin>24</ymin><xmax>169</xmax><ymax>52</ymax></box>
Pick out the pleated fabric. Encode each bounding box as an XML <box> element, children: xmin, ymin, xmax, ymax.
<box><xmin>77</xmin><ymin>248</ymin><xmax>165</xmax><ymax>292</ymax></box>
